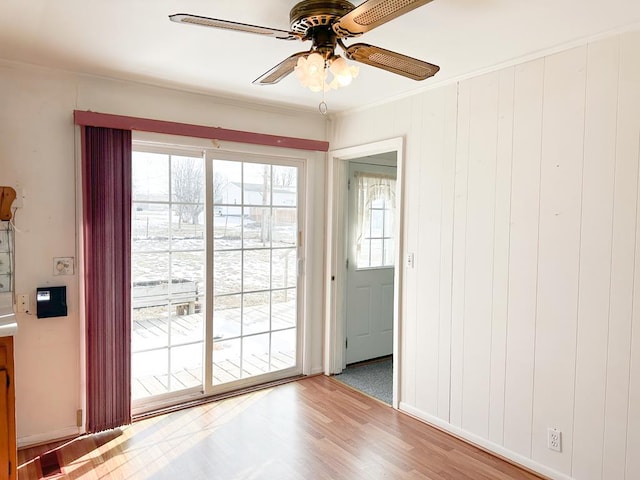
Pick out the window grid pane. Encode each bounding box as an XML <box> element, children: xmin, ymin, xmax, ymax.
<box><xmin>355</xmin><ymin>174</ymin><xmax>395</xmax><ymax>269</ymax></box>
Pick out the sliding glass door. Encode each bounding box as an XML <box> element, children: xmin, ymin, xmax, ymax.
<box><xmin>210</xmin><ymin>160</ymin><xmax>298</xmax><ymax>385</ymax></box>
<box><xmin>131</xmin><ymin>150</ymin><xmax>206</xmax><ymax>403</ymax></box>
<box><xmin>130</xmin><ymin>146</ymin><xmax>302</xmax><ymax>410</ymax></box>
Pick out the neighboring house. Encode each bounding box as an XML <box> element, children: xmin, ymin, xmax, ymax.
<box><xmin>218</xmin><ymin>182</ymin><xmax>296</xmax><ymax>213</ymax></box>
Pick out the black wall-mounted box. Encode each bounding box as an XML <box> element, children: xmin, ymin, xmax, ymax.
<box><xmin>36</xmin><ymin>286</ymin><xmax>67</xmax><ymax>318</ymax></box>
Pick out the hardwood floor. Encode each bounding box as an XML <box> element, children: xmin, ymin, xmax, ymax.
<box><xmin>18</xmin><ymin>375</ymin><xmax>543</xmax><ymax>480</ymax></box>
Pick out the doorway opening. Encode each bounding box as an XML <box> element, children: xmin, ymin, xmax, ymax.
<box><xmin>324</xmin><ymin>138</ymin><xmax>404</xmax><ymax>408</ymax></box>
<box><xmin>335</xmin><ymin>355</ymin><xmax>393</xmax><ymax>404</ymax></box>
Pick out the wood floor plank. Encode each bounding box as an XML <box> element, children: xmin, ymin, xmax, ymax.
<box><xmin>18</xmin><ymin>375</ymin><xmax>543</xmax><ymax>480</ymax></box>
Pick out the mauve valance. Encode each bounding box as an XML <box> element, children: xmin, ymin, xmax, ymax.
<box><xmin>73</xmin><ymin>110</ymin><xmax>329</xmax><ymax>152</ymax></box>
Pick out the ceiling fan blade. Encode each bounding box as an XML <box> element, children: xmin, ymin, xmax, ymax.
<box><xmin>344</xmin><ymin>43</ymin><xmax>439</xmax><ymax>80</ymax></box>
<box><xmin>333</xmin><ymin>0</ymin><xmax>433</xmax><ymax>36</ymax></box>
<box><xmin>169</xmin><ymin>14</ymin><xmax>301</xmax><ymax>40</ymax></box>
<box><xmin>253</xmin><ymin>52</ymin><xmax>309</xmax><ymax>85</ymax></box>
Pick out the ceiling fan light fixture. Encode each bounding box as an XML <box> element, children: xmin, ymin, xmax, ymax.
<box><xmin>328</xmin><ymin>55</ymin><xmax>359</xmax><ymax>89</ymax></box>
<box><xmin>295</xmin><ymin>52</ymin><xmax>359</xmax><ymax>92</ymax></box>
<box><xmin>295</xmin><ymin>52</ymin><xmax>328</xmax><ymax>92</ymax></box>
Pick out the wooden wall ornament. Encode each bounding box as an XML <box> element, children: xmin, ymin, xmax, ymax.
<box><xmin>0</xmin><ymin>187</ymin><xmax>17</xmax><ymax>221</ymax></box>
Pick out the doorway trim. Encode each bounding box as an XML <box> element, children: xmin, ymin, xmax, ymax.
<box><xmin>324</xmin><ymin>137</ymin><xmax>405</xmax><ymax>409</ymax></box>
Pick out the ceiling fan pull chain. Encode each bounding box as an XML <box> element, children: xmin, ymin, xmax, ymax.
<box><xmin>319</xmin><ymin>63</ymin><xmax>329</xmax><ymax>115</ymax></box>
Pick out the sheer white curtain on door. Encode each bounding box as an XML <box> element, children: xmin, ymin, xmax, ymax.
<box><xmin>354</xmin><ymin>172</ymin><xmax>396</xmax><ymax>267</ymax></box>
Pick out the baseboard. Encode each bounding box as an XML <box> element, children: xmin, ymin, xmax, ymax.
<box><xmin>310</xmin><ymin>366</ymin><xmax>325</xmax><ymax>375</ymax></box>
<box><xmin>17</xmin><ymin>426</ymin><xmax>81</xmax><ymax>449</ymax></box>
<box><xmin>399</xmin><ymin>403</ymin><xmax>573</xmax><ymax>480</ymax></box>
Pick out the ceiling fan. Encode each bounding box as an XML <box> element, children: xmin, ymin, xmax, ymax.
<box><xmin>169</xmin><ymin>0</ymin><xmax>440</xmax><ymax>88</ymax></box>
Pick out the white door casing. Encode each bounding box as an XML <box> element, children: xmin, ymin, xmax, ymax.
<box><xmin>324</xmin><ymin>136</ymin><xmax>405</xmax><ymax>409</ymax></box>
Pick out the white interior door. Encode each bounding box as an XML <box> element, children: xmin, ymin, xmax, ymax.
<box><xmin>346</xmin><ymin>162</ymin><xmax>396</xmax><ymax>364</ymax></box>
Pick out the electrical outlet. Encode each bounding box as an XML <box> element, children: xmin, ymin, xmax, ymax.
<box><xmin>547</xmin><ymin>428</ymin><xmax>562</xmax><ymax>452</ymax></box>
<box><xmin>17</xmin><ymin>294</ymin><xmax>28</xmax><ymax>313</ymax></box>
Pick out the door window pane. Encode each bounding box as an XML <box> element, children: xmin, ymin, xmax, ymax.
<box><xmin>170</xmin><ymin>343</ymin><xmax>203</xmax><ymax>391</ymax></box>
<box><xmin>132</xmin><ymin>349</ymin><xmax>169</xmax><ymax>400</ymax></box>
<box><xmin>213</xmin><ymin>250</ymin><xmax>242</xmax><ymax>295</ymax></box>
<box><xmin>272</xmin><ymin>248</ymin><xmax>297</xmax><ymax>289</ymax></box>
<box><xmin>132</xmin><ymin>304</ymin><xmax>169</xmax><ymax>351</ymax></box>
<box><xmin>273</xmin><ymin>208</ymin><xmax>297</xmax><ymax>247</ymax></box>
<box><xmin>212</xmin><ymin>338</ymin><xmax>241</xmax><ymax>385</ymax></box>
<box><xmin>243</xmin><ymin>163</ymin><xmax>271</xmax><ymax>206</ymax></box>
<box><xmin>171</xmin><ymin>155</ymin><xmax>205</xmax><ymax>204</ymax></box>
<box><xmin>132</xmin><ymin>205</ymin><xmax>171</xmax><ymax>252</ymax></box>
<box><xmin>242</xmin><ymin>333</ymin><xmax>270</xmax><ymax>376</ymax></box>
<box><xmin>272</xmin><ymin>289</ymin><xmax>296</xmax><ymax>330</ymax></box>
<box><xmin>272</xmin><ymin>166</ymin><xmax>298</xmax><ymax>207</ymax></box>
<box><xmin>243</xmin><ymin>249</ymin><xmax>270</xmax><ymax>292</ymax></box>
<box><xmin>355</xmin><ymin>173</ymin><xmax>396</xmax><ymax>269</ymax></box>
<box><xmin>243</xmin><ymin>291</ymin><xmax>270</xmax><ymax>335</ymax></box>
<box><xmin>271</xmin><ymin>329</ymin><xmax>296</xmax><ymax>370</ymax></box>
<box><xmin>243</xmin><ymin>207</ymin><xmax>271</xmax><ymax>249</ymax></box>
<box><xmin>132</xmin><ymin>252</ymin><xmax>170</xmax><ymax>285</ymax></box>
<box><xmin>214</xmin><ymin>294</ymin><xmax>241</xmax><ymax>339</ymax></box>
<box><xmin>169</xmin><ymin>308</ymin><xmax>203</xmax><ymax>346</ymax></box>
<box><xmin>133</xmin><ymin>152</ymin><xmax>169</xmax><ymax>202</ymax></box>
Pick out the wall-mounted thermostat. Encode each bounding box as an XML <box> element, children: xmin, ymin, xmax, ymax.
<box><xmin>36</xmin><ymin>286</ymin><xmax>67</xmax><ymax>318</ymax></box>
<box><xmin>53</xmin><ymin>257</ymin><xmax>74</xmax><ymax>276</ymax></box>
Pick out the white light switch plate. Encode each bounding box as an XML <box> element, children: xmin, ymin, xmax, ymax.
<box><xmin>406</xmin><ymin>252</ymin><xmax>415</xmax><ymax>268</ymax></box>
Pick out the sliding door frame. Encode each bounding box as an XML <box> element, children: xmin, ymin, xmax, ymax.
<box><xmin>203</xmin><ymin>149</ymin><xmax>307</xmax><ymax>397</ymax></box>
<box><xmin>131</xmin><ymin>138</ymin><xmax>309</xmax><ymax>414</ymax></box>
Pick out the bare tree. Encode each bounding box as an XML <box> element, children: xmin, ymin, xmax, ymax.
<box><xmin>173</xmin><ymin>158</ymin><xmax>204</xmax><ymax>224</ymax></box>
<box><xmin>273</xmin><ymin>166</ymin><xmax>296</xmax><ymax>187</ymax></box>
<box><xmin>213</xmin><ymin>171</ymin><xmax>229</xmax><ymax>204</ymax></box>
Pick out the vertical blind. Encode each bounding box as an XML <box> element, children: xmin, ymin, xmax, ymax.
<box><xmin>82</xmin><ymin>126</ymin><xmax>132</xmax><ymax>432</ymax></box>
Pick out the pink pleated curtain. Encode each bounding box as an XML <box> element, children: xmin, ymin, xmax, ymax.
<box><xmin>81</xmin><ymin>126</ymin><xmax>132</xmax><ymax>432</ymax></box>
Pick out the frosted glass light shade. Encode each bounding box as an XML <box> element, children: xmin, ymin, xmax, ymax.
<box><xmin>295</xmin><ymin>53</ymin><xmax>359</xmax><ymax>92</ymax></box>
<box><xmin>327</xmin><ymin>55</ymin><xmax>359</xmax><ymax>89</ymax></box>
<box><xmin>295</xmin><ymin>53</ymin><xmax>327</xmax><ymax>92</ymax></box>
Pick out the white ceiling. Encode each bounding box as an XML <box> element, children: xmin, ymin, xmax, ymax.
<box><xmin>1</xmin><ymin>0</ymin><xmax>639</xmax><ymax>113</ymax></box>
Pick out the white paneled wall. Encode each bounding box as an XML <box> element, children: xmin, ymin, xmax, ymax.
<box><xmin>614</xmin><ymin>32</ymin><xmax>640</xmax><ymax>480</ymax></box>
<box><xmin>572</xmin><ymin>36</ymin><xmax>618</xmax><ymax>480</ymax></box>
<box><xmin>489</xmin><ymin>67</ymin><xmax>515</xmax><ymax>446</ymax></box>
<box><xmin>329</xmin><ymin>30</ymin><xmax>640</xmax><ymax>480</ymax></box>
<box><xmin>504</xmin><ymin>57</ymin><xmax>544</xmax><ymax>459</ymax></box>
<box><xmin>532</xmin><ymin>45</ymin><xmax>586</xmax><ymax>474</ymax></box>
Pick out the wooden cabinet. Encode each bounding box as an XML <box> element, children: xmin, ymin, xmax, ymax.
<box><xmin>0</xmin><ymin>336</ymin><xmax>16</xmax><ymax>480</ymax></box>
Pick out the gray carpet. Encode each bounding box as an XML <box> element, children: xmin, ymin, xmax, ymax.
<box><xmin>334</xmin><ymin>357</ymin><xmax>393</xmax><ymax>405</ymax></box>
